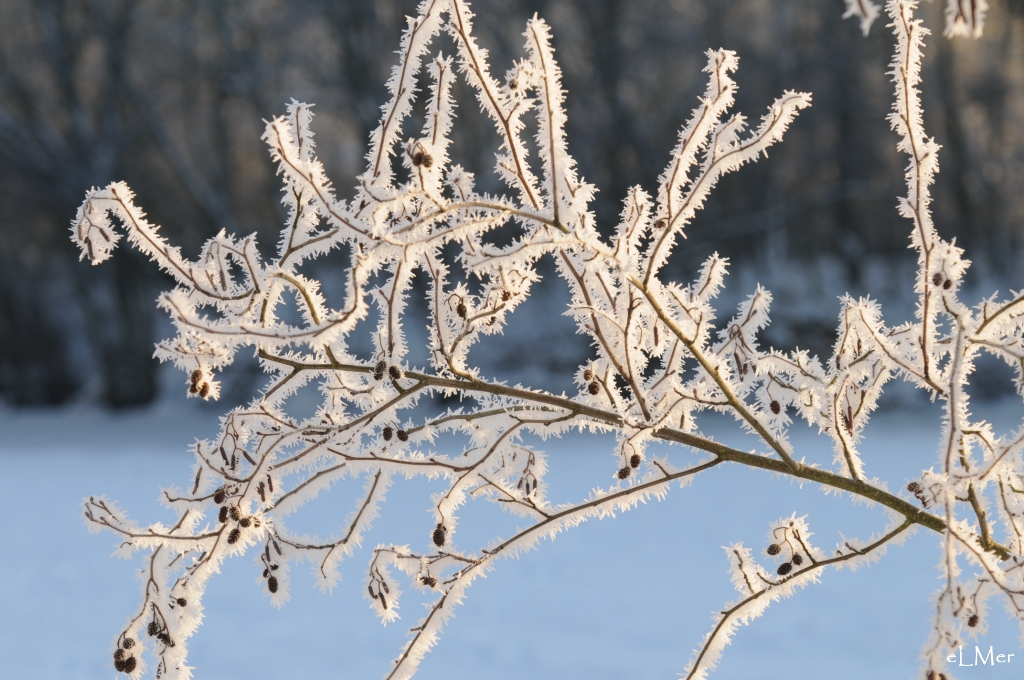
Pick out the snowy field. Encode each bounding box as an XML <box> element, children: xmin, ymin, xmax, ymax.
<box><xmin>3</xmin><ymin>397</ymin><xmax>1024</xmax><ymax>679</ymax></box>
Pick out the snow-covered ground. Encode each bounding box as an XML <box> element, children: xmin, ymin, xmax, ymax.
<box><xmin>2</xmin><ymin>398</ymin><xmax>1023</xmax><ymax>679</ymax></box>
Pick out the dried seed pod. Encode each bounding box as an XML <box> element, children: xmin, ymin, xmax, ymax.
<box><xmin>629</xmin><ymin>454</ymin><xmax>641</xmax><ymax>469</ymax></box>
<box><xmin>229</xmin><ymin>506</ymin><xmax>241</xmax><ymax>522</ymax></box>
<box><xmin>776</xmin><ymin>562</ymin><xmax>793</xmax><ymax>576</ymax></box>
<box><xmin>213</xmin><ymin>489</ymin><xmax>226</xmax><ymax>505</ymax></box>
<box><xmin>123</xmin><ymin>656</ymin><xmax>137</xmax><ymax>673</ymax></box>
<box><xmin>501</xmin><ymin>290</ymin><xmax>511</xmax><ymax>302</ymax></box>
<box><xmin>420</xmin><ymin>575</ymin><xmax>437</xmax><ymax>588</ymax></box>
<box><xmin>157</xmin><ymin>632</ymin><xmax>170</xmax><ymax>644</ymax></box>
<box><xmin>263</xmin><ymin>568</ymin><xmax>270</xmax><ymax>578</ymax></box>
<box><xmin>114</xmin><ymin>658</ymin><xmax>126</xmax><ymax>672</ymax></box>
<box><xmin>411</xmin><ymin>150</ymin><xmax>433</xmax><ymax>168</ymax></box>
<box><xmin>199</xmin><ymin>383</ymin><xmax>210</xmax><ymax>399</ymax></box>
<box><xmin>147</xmin><ymin>622</ymin><xmax>158</xmax><ymax>637</ymax></box>
<box><xmin>617</xmin><ymin>467</ymin><xmax>631</xmax><ymax>480</ymax></box>
<box><xmin>943</xmin><ymin>279</ymin><xmax>952</xmax><ymax>290</ymax></box>
<box><xmin>122</xmin><ymin>638</ymin><xmax>135</xmax><ymax>650</ymax></box>
<box><xmin>766</xmin><ymin>543</ymin><xmax>781</xmax><ymax>556</ymax></box>
<box><xmin>228</xmin><ymin>528</ymin><xmax>241</xmax><ymax>544</ymax></box>
<box><xmin>397</xmin><ymin>430</ymin><xmax>409</xmax><ymax>442</ymax></box>
<box><xmin>770</xmin><ymin>400</ymin><xmax>781</xmax><ymax>415</ymax></box>
<box><xmin>188</xmin><ymin>383</ymin><xmax>199</xmax><ymax>395</ymax></box>
<box><xmin>433</xmin><ymin>524</ymin><xmax>446</xmax><ymax>547</ymax></box>
<box><xmin>792</xmin><ymin>553</ymin><xmax>804</xmax><ymax>566</ymax></box>
<box><xmin>968</xmin><ymin>614</ymin><xmax>979</xmax><ymax>627</ymax></box>
<box><xmin>583</xmin><ymin>369</ymin><xmax>593</xmax><ymax>381</ymax></box>
<box><xmin>114</xmin><ymin>649</ymin><xmax>125</xmax><ymax>662</ymax></box>
<box><xmin>239</xmin><ymin>517</ymin><xmax>251</xmax><ymax>528</ymax></box>
<box><xmin>653</xmin><ymin>218</ymin><xmax>667</xmax><ymax>229</ymax></box>
<box><xmin>456</xmin><ymin>302</ymin><xmax>467</xmax><ymax>318</ymax></box>
<box><xmin>218</xmin><ymin>506</ymin><xmax>229</xmax><ymax>523</ymax></box>
<box><xmin>388</xmin><ymin>365</ymin><xmax>403</xmax><ymax>380</ymax></box>
<box><xmin>932</xmin><ymin>272</ymin><xmax>944</xmax><ymax>286</ymax></box>
<box><xmin>906</xmin><ymin>481</ymin><xmax>922</xmax><ymax>493</ymax></box>
<box><xmin>190</xmin><ymin>369</ymin><xmax>203</xmax><ymax>385</ymax></box>
<box><xmin>383</xmin><ymin>426</ymin><xmax>393</xmax><ymax>441</ymax></box>
<box><xmin>587</xmin><ymin>381</ymin><xmax>600</xmax><ymax>395</ymax></box>
<box><xmin>176</xmin><ymin>598</ymin><xmax>187</xmax><ymax>607</ymax></box>
<box><xmin>268</xmin><ymin>576</ymin><xmax>279</xmax><ymax>593</ymax></box>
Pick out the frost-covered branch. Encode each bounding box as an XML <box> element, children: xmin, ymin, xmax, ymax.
<box><xmin>74</xmin><ymin>1</ymin><xmax>1024</xmax><ymax>678</ymax></box>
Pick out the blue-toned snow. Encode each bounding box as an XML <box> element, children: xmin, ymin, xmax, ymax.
<box><xmin>2</xmin><ymin>398</ymin><xmax>1023</xmax><ymax>679</ymax></box>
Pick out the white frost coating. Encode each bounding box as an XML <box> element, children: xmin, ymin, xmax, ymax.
<box><xmin>71</xmin><ymin>0</ymin><xmax>1022</xmax><ymax>679</ymax></box>
<box><xmin>840</xmin><ymin>0</ymin><xmax>987</xmax><ymax>38</ymax></box>
<box><xmin>944</xmin><ymin>0</ymin><xmax>988</xmax><ymax>38</ymax></box>
<box><xmin>842</xmin><ymin>0</ymin><xmax>882</xmax><ymax>36</ymax></box>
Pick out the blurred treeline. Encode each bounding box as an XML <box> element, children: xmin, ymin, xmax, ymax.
<box><xmin>3</xmin><ymin>0</ymin><xmax>1024</xmax><ymax>407</ymax></box>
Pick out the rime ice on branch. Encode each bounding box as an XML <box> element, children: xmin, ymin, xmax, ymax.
<box><xmin>73</xmin><ymin>0</ymin><xmax>1022</xmax><ymax>679</ymax></box>
<box><xmin>842</xmin><ymin>0</ymin><xmax>987</xmax><ymax>37</ymax></box>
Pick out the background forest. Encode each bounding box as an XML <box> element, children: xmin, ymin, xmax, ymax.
<box><xmin>4</xmin><ymin>0</ymin><xmax>1024</xmax><ymax>408</ymax></box>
